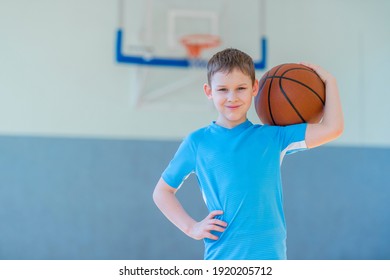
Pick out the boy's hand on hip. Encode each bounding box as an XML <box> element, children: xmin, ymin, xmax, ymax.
<box><xmin>188</xmin><ymin>210</ymin><xmax>227</xmax><ymax>240</ymax></box>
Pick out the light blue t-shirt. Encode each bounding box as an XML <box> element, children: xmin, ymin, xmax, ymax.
<box><xmin>162</xmin><ymin>120</ymin><xmax>307</xmax><ymax>260</ymax></box>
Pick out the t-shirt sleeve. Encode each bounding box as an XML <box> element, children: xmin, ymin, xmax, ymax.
<box><xmin>161</xmin><ymin>135</ymin><xmax>197</xmax><ymax>189</ymax></box>
<box><xmin>279</xmin><ymin>123</ymin><xmax>308</xmax><ymax>160</ymax></box>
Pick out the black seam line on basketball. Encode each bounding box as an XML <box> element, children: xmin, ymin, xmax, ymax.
<box><xmin>278</xmin><ymin>77</ymin><xmax>306</xmax><ymax>123</ymax></box>
<box><xmin>263</xmin><ymin>75</ymin><xmax>325</xmax><ymax>105</ymax></box>
<box><xmin>281</xmin><ymin>67</ymin><xmax>325</xmax><ymax>104</ymax></box>
<box><xmin>267</xmin><ymin>74</ymin><xmax>276</xmax><ymax>125</ymax></box>
<box><xmin>269</xmin><ymin>64</ymin><xmax>286</xmax><ymax>125</ymax></box>
<box><xmin>258</xmin><ymin>71</ymin><xmax>270</xmax><ymax>93</ymax></box>
<box><xmin>274</xmin><ymin>63</ymin><xmax>290</xmax><ymax>76</ymax></box>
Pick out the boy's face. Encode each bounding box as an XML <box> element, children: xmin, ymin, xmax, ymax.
<box><xmin>204</xmin><ymin>68</ymin><xmax>258</xmax><ymax>128</ymax></box>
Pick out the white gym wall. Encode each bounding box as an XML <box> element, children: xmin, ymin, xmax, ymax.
<box><xmin>1</xmin><ymin>0</ymin><xmax>389</xmax><ymax>145</ymax></box>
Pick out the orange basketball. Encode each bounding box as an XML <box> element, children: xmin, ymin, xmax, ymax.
<box><xmin>255</xmin><ymin>63</ymin><xmax>325</xmax><ymax>126</ymax></box>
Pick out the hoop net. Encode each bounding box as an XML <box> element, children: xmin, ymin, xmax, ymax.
<box><xmin>180</xmin><ymin>34</ymin><xmax>221</xmax><ymax>68</ymax></box>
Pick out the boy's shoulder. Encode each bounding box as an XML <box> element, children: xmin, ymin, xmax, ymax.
<box><xmin>185</xmin><ymin>124</ymin><xmax>211</xmax><ymax>142</ymax></box>
<box><xmin>249</xmin><ymin>123</ymin><xmax>286</xmax><ymax>140</ymax></box>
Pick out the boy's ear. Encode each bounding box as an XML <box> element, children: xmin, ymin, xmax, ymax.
<box><xmin>203</xmin><ymin>83</ymin><xmax>213</xmax><ymax>99</ymax></box>
<box><xmin>252</xmin><ymin>79</ymin><xmax>259</xmax><ymax>97</ymax></box>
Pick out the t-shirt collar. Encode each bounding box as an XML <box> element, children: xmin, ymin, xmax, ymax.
<box><xmin>211</xmin><ymin>119</ymin><xmax>253</xmax><ymax>132</ymax></box>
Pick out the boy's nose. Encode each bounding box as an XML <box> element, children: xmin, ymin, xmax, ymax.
<box><xmin>227</xmin><ymin>91</ymin><xmax>238</xmax><ymax>101</ymax></box>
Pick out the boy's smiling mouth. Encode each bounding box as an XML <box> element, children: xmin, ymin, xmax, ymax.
<box><xmin>226</xmin><ymin>104</ymin><xmax>241</xmax><ymax>109</ymax></box>
<box><xmin>225</xmin><ymin>104</ymin><xmax>241</xmax><ymax>109</ymax></box>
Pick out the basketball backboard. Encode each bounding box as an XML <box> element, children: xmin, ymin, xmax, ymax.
<box><xmin>116</xmin><ymin>0</ymin><xmax>267</xmax><ymax>108</ymax></box>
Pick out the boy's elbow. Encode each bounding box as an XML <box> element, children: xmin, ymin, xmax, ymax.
<box><xmin>153</xmin><ymin>188</ymin><xmax>166</xmax><ymax>210</ymax></box>
<box><xmin>326</xmin><ymin>123</ymin><xmax>343</xmax><ymax>143</ymax></box>
<box><xmin>332</xmin><ymin>123</ymin><xmax>344</xmax><ymax>139</ymax></box>
<box><xmin>335</xmin><ymin>119</ymin><xmax>344</xmax><ymax>138</ymax></box>
<box><xmin>326</xmin><ymin>115</ymin><xmax>344</xmax><ymax>141</ymax></box>
<box><xmin>152</xmin><ymin>187</ymin><xmax>160</xmax><ymax>205</ymax></box>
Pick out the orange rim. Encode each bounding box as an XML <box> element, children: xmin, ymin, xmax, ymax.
<box><xmin>180</xmin><ymin>34</ymin><xmax>221</xmax><ymax>58</ymax></box>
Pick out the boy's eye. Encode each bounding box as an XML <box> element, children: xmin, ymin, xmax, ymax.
<box><xmin>238</xmin><ymin>87</ymin><xmax>247</xmax><ymax>91</ymax></box>
<box><xmin>218</xmin><ymin>88</ymin><xmax>228</xmax><ymax>92</ymax></box>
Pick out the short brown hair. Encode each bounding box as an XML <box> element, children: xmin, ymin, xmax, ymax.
<box><xmin>206</xmin><ymin>48</ymin><xmax>256</xmax><ymax>86</ymax></box>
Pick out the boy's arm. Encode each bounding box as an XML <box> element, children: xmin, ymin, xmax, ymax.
<box><xmin>153</xmin><ymin>177</ymin><xmax>227</xmax><ymax>240</ymax></box>
<box><xmin>302</xmin><ymin>63</ymin><xmax>344</xmax><ymax>148</ymax></box>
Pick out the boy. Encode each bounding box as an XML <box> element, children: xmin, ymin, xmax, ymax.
<box><xmin>153</xmin><ymin>48</ymin><xmax>343</xmax><ymax>260</ymax></box>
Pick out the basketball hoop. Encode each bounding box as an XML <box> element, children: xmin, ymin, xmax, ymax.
<box><xmin>180</xmin><ymin>34</ymin><xmax>221</xmax><ymax>67</ymax></box>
